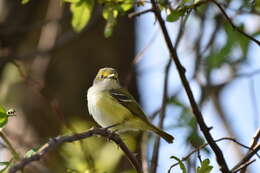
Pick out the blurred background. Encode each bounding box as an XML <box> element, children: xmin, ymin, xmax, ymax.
<box><xmin>0</xmin><ymin>0</ymin><xmax>259</xmax><ymax>173</ymax></box>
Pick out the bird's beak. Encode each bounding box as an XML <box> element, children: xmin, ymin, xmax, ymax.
<box><xmin>108</xmin><ymin>74</ymin><xmax>116</xmax><ymax>78</ymax></box>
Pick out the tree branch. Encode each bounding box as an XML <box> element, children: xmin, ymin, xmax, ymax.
<box><xmin>150</xmin><ymin>15</ymin><xmax>188</xmax><ymax>173</ymax></box>
<box><xmin>0</xmin><ymin>131</ymin><xmax>20</xmax><ymax>160</ymax></box>
<box><xmin>232</xmin><ymin>159</ymin><xmax>256</xmax><ymax>173</ymax></box>
<box><xmin>231</xmin><ymin>144</ymin><xmax>260</xmax><ymax>172</ymax></box>
<box><xmin>8</xmin><ymin>128</ymin><xmax>143</xmax><ymax>173</ymax></box>
<box><xmin>212</xmin><ymin>0</ymin><xmax>260</xmax><ymax>46</ymax></box>
<box><xmin>128</xmin><ymin>8</ymin><xmax>154</xmax><ymax>18</ymax></box>
<box><xmin>168</xmin><ymin>137</ymin><xmax>258</xmax><ymax>173</ymax></box>
<box><xmin>237</xmin><ymin>128</ymin><xmax>260</xmax><ymax>173</ymax></box>
<box><xmin>150</xmin><ymin>0</ymin><xmax>230</xmax><ymax>172</ymax></box>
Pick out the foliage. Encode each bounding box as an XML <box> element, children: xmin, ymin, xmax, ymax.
<box><xmin>168</xmin><ymin>98</ymin><xmax>206</xmax><ymax>148</ymax></box>
<box><xmin>24</xmin><ymin>148</ymin><xmax>38</xmax><ymax>158</ymax></box>
<box><xmin>21</xmin><ymin>0</ymin><xmax>30</xmax><ymax>4</ymax></box>
<box><xmin>69</xmin><ymin>0</ymin><xmax>95</xmax><ymax>32</ymax></box>
<box><xmin>0</xmin><ymin>161</ymin><xmax>11</xmax><ymax>173</ymax></box>
<box><xmin>196</xmin><ymin>159</ymin><xmax>213</xmax><ymax>173</ymax></box>
<box><xmin>61</xmin><ymin>0</ymin><xmax>135</xmax><ymax>36</ymax></box>
<box><xmin>170</xmin><ymin>156</ymin><xmax>187</xmax><ymax>173</ymax></box>
<box><xmin>0</xmin><ymin>106</ymin><xmax>11</xmax><ymax>129</ymax></box>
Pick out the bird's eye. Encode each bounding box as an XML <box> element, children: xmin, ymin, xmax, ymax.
<box><xmin>100</xmin><ymin>75</ymin><xmax>104</xmax><ymax>79</ymax></box>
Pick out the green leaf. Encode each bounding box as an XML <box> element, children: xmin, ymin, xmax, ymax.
<box><xmin>24</xmin><ymin>148</ymin><xmax>38</xmax><ymax>158</ymax></box>
<box><xmin>170</xmin><ymin>156</ymin><xmax>187</xmax><ymax>173</ymax></box>
<box><xmin>255</xmin><ymin>0</ymin><xmax>260</xmax><ymax>11</ymax></box>
<box><xmin>102</xmin><ymin>4</ymin><xmax>117</xmax><ymax>38</ymax></box>
<box><xmin>63</xmin><ymin>0</ymin><xmax>80</xmax><ymax>3</ymax></box>
<box><xmin>70</xmin><ymin>0</ymin><xmax>94</xmax><ymax>32</ymax></box>
<box><xmin>104</xmin><ymin>16</ymin><xmax>117</xmax><ymax>38</ymax></box>
<box><xmin>166</xmin><ymin>9</ymin><xmax>186</xmax><ymax>22</ymax></box>
<box><xmin>119</xmin><ymin>0</ymin><xmax>134</xmax><ymax>12</ymax></box>
<box><xmin>103</xmin><ymin>7</ymin><xmax>118</xmax><ymax>20</ymax></box>
<box><xmin>196</xmin><ymin>159</ymin><xmax>213</xmax><ymax>173</ymax></box>
<box><xmin>21</xmin><ymin>0</ymin><xmax>30</xmax><ymax>4</ymax></box>
<box><xmin>0</xmin><ymin>161</ymin><xmax>11</xmax><ymax>173</ymax></box>
<box><xmin>0</xmin><ymin>106</ymin><xmax>8</xmax><ymax>129</ymax></box>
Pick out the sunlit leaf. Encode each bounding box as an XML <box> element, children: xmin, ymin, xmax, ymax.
<box><xmin>166</xmin><ymin>9</ymin><xmax>186</xmax><ymax>22</ymax></box>
<box><xmin>0</xmin><ymin>161</ymin><xmax>11</xmax><ymax>173</ymax></box>
<box><xmin>170</xmin><ymin>156</ymin><xmax>187</xmax><ymax>173</ymax></box>
<box><xmin>21</xmin><ymin>0</ymin><xmax>30</xmax><ymax>4</ymax></box>
<box><xmin>196</xmin><ymin>159</ymin><xmax>213</xmax><ymax>173</ymax></box>
<box><xmin>0</xmin><ymin>106</ymin><xmax>8</xmax><ymax>129</ymax></box>
<box><xmin>63</xmin><ymin>0</ymin><xmax>80</xmax><ymax>3</ymax></box>
<box><xmin>104</xmin><ymin>15</ymin><xmax>117</xmax><ymax>38</ymax></box>
<box><xmin>70</xmin><ymin>0</ymin><xmax>94</xmax><ymax>32</ymax></box>
<box><xmin>102</xmin><ymin>4</ymin><xmax>117</xmax><ymax>38</ymax></box>
<box><xmin>103</xmin><ymin>6</ymin><xmax>118</xmax><ymax>20</ymax></box>
<box><xmin>121</xmin><ymin>0</ymin><xmax>134</xmax><ymax>11</ymax></box>
<box><xmin>255</xmin><ymin>0</ymin><xmax>260</xmax><ymax>11</ymax></box>
<box><xmin>24</xmin><ymin>148</ymin><xmax>38</xmax><ymax>158</ymax></box>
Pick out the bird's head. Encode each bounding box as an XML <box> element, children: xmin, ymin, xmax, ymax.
<box><xmin>93</xmin><ymin>67</ymin><xmax>120</xmax><ymax>89</ymax></box>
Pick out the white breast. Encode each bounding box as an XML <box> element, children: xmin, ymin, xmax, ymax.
<box><xmin>87</xmin><ymin>86</ymin><xmax>111</xmax><ymax>127</ymax></box>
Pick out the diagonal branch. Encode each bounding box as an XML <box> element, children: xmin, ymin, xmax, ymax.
<box><xmin>150</xmin><ymin>0</ymin><xmax>230</xmax><ymax>172</ymax></box>
<box><xmin>212</xmin><ymin>0</ymin><xmax>260</xmax><ymax>46</ymax></box>
<box><xmin>8</xmin><ymin>128</ymin><xmax>143</xmax><ymax>173</ymax></box>
<box><xmin>168</xmin><ymin>137</ymin><xmax>258</xmax><ymax>173</ymax></box>
<box><xmin>150</xmin><ymin>15</ymin><xmax>188</xmax><ymax>173</ymax></box>
<box><xmin>235</xmin><ymin>128</ymin><xmax>260</xmax><ymax>173</ymax></box>
<box><xmin>231</xmin><ymin>144</ymin><xmax>260</xmax><ymax>172</ymax></box>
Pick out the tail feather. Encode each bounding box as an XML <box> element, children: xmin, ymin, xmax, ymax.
<box><xmin>152</xmin><ymin>126</ymin><xmax>174</xmax><ymax>143</ymax></box>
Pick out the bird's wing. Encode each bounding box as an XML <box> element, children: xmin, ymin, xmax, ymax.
<box><xmin>109</xmin><ymin>88</ymin><xmax>150</xmax><ymax>123</ymax></box>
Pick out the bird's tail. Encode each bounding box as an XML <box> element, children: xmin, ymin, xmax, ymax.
<box><xmin>151</xmin><ymin>126</ymin><xmax>174</xmax><ymax>143</ymax></box>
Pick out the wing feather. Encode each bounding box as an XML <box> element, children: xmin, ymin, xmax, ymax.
<box><xmin>109</xmin><ymin>88</ymin><xmax>150</xmax><ymax>123</ymax></box>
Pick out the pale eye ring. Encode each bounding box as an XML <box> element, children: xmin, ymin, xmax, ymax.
<box><xmin>100</xmin><ymin>75</ymin><xmax>104</xmax><ymax>79</ymax></box>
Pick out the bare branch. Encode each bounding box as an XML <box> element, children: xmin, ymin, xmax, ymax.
<box><xmin>0</xmin><ymin>131</ymin><xmax>20</xmax><ymax>160</ymax></box>
<box><xmin>232</xmin><ymin>159</ymin><xmax>256</xmax><ymax>173</ymax></box>
<box><xmin>168</xmin><ymin>137</ymin><xmax>258</xmax><ymax>173</ymax></box>
<box><xmin>231</xmin><ymin>144</ymin><xmax>260</xmax><ymax>172</ymax></box>
<box><xmin>212</xmin><ymin>0</ymin><xmax>260</xmax><ymax>46</ymax></box>
<box><xmin>128</xmin><ymin>8</ymin><xmax>154</xmax><ymax>18</ymax></box>
<box><xmin>150</xmin><ymin>0</ymin><xmax>230</xmax><ymax>172</ymax></box>
<box><xmin>150</xmin><ymin>15</ymin><xmax>188</xmax><ymax>173</ymax></box>
<box><xmin>8</xmin><ymin>128</ymin><xmax>143</xmax><ymax>173</ymax></box>
<box><xmin>240</xmin><ymin>128</ymin><xmax>260</xmax><ymax>173</ymax></box>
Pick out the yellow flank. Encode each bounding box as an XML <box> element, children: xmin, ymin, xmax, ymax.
<box><xmin>96</xmin><ymin>91</ymin><xmax>131</xmax><ymax>126</ymax></box>
<box><xmin>95</xmin><ymin>91</ymin><xmax>149</xmax><ymax>131</ymax></box>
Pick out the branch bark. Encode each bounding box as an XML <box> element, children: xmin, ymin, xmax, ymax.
<box><xmin>8</xmin><ymin>128</ymin><xmax>143</xmax><ymax>173</ymax></box>
<box><xmin>212</xmin><ymin>0</ymin><xmax>260</xmax><ymax>46</ymax></box>
<box><xmin>150</xmin><ymin>0</ymin><xmax>230</xmax><ymax>172</ymax></box>
<box><xmin>168</xmin><ymin>137</ymin><xmax>258</xmax><ymax>173</ymax></box>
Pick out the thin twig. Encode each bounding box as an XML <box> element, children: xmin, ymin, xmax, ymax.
<box><xmin>124</xmin><ymin>28</ymin><xmax>159</xmax><ymax>87</ymax></box>
<box><xmin>168</xmin><ymin>137</ymin><xmax>258</xmax><ymax>173</ymax></box>
<box><xmin>240</xmin><ymin>128</ymin><xmax>260</xmax><ymax>173</ymax></box>
<box><xmin>150</xmin><ymin>58</ymin><xmax>171</xmax><ymax>173</ymax></box>
<box><xmin>8</xmin><ymin>128</ymin><xmax>143</xmax><ymax>173</ymax></box>
<box><xmin>232</xmin><ymin>159</ymin><xmax>256</xmax><ymax>173</ymax></box>
<box><xmin>231</xmin><ymin>144</ymin><xmax>260</xmax><ymax>172</ymax></box>
<box><xmin>128</xmin><ymin>8</ymin><xmax>154</xmax><ymax>18</ymax></box>
<box><xmin>212</xmin><ymin>0</ymin><xmax>260</xmax><ymax>46</ymax></box>
<box><xmin>0</xmin><ymin>131</ymin><xmax>20</xmax><ymax>160</ymax></box>
<box><xmin>150</xmin><ymin>0</ymin><xmax>230</xmax><ymax>172</ymax></box>
<box><xmin>150</xmin><ymin>15</ymin><xmax>188</xmax><ymax>173</ymax></box>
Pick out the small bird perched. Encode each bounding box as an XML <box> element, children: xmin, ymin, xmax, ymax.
<box><xmin>87</xmin><ymin>67</ymin><xmax>174</xmax><ymax>143</ymax></box>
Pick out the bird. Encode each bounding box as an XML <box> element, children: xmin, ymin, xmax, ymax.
<box><xmin>87</xmin><ymin>67</ymin><xmax>174</xmax><ymax>143</ymax></box>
